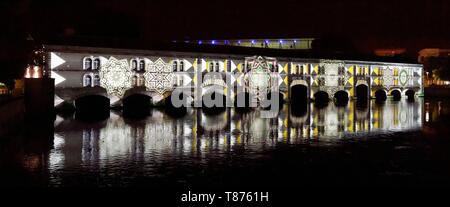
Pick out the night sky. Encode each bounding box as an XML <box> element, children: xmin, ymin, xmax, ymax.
<box><xmin>1</xmin><ymin>0</ymin><xmax>450</xmax><ymax>78</ymax></box>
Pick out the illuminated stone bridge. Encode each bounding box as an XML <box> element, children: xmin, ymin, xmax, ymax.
<box><xmin>42</xmin><ymin>45</ymin><xmax>423</xmax><ymax>108</ymax></box>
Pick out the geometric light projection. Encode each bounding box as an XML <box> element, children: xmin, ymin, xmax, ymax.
<box><xmin>399</xmin><ymin>69</ymin><xmax>409</xmax><ymax>86</ymax></box>
<box><xmin>244</xmin><ymin>56</ymin><xmax>274</xmax><ymax>99</ymax></box>
<box><xmin>50</xmin><ymin>52</ymin><xmax>66</xmax><ymax>69</ymax></box>
<box><xmin>51</xmin><ymin>71</ymin><xmax>66</xmax><ymax>86</ymax></box>
<box><xmin>318</xmin><ymin>60</ymin><xmax>348</xmax><ymax>97</ymax></box>
<box><xmin>144</xmin><ymin>58</ymin><xmax>174</xmax><ymax>95</ymax></box>
<box><xmin>100</xmin><ymin>57</ymin><xmax>134</xmax><ymax>98</ymax></box>
<box><xmin>382</xmin><ymin>66</ymin><xmax>394</xmax><ymax>88</ymax></box>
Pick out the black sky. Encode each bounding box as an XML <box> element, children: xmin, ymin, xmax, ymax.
<box><xmin>1</xmin><ymin>0</ymin><xmax>450</xmax><ymax>68</ymax></box>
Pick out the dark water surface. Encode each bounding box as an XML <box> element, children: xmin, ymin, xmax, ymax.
<box><xmin>2</xmin><ymin>99</ymin><xmax>450</xmax><ymax>189</ymax></box>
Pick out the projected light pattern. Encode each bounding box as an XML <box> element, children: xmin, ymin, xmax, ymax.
<box><xmin>144</xmin><ymin>58</ymin><xmax>175</xmax><ymax>95</ymax></box>
<box><xmin>100</xmin><ymin>57</ymin><xmax>133</xmax><ymax>98</ymax></box>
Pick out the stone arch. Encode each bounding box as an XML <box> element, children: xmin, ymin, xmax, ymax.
<box><xmin>404</xmin><ymin>88</ymin><xmax>416</xmax><ymax>100</ymax></box>
<box><xmin>290</xmin><ymin>84</ymin><xmax>308</xmax><ymax>104</ymax></box>
<box><xmin>390</xmin><ymin>88</ymin><xmax>402</xmax><ymax>101</ymax></box>
<box><xmin>356</xmin><ymin>84</ymin><xmax>369</xmax><ymax>101</ymax></box>
<box><xmin>375</xmin><ymin>89</ymin><xmax>387</xmax><ymax>101</ymax></box>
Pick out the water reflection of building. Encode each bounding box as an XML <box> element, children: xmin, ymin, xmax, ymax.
<box><xmin>50</xmin><ymin>100</ymin><xmax>423</xmax><ymax>180</ymax></box>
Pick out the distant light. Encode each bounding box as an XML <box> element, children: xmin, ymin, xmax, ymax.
<box><xmin>279</xmin><ymin>40</ymin><xmax>283</xmax><ymax>44</ymax></box>
<box><xmin>251</xmin><ymin>40</ymin><xmax>255</xmax><ymax>44</ymax></box>
<box><xmin>211</xmin><ymin>40</ymin><xmax>216</xmax><ymax>44</ymax></box>
<box><xmin>293</xmin><ymin>40</ymin><xmax>297</xmax><ymax>43</ymax></box>
<box><xmin>265</xmin><ymin>40</ymin><xmax>269</xmax><ymax>44</ymax></box>
<box><xmin>237</xmin><ymin>40</ymin><xmax>241</xmax><ymax>44</ymax></box>
<box><xmin>198</xmin><ymin>40</ymin><xmax>202</xmax><ymax>44</ymax></box>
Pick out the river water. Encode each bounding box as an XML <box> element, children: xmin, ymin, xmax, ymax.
<box><xmin>1</xmin><ymin>99</ymin><xmax>450</xmax><ymax>189</ymax></box>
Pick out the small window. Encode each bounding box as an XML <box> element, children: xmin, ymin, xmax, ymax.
<box><xmin>173</xmin><ymin>60</ymin><xmax>178</xmax><ymax>72</ymax></box>
<box><xmin>93</xmin><ymin>75</ymin><xmax>100</xmax><ymax>86</ymax></box>
<box><xmin>180</xmin><ymin>61</ymin><xmax>184</xmax><ymax>72</ymax></box>
<box><xmin>83</xmin><ymin>74</ymin><xmax>92</xmax><ymax>87</ymax></box>
<box><xmin>131</xmin><ymin>59</ymin><xmax>138</xmax><ymax>70</ymax></box>
<box><xmin>209</xmin><ymin>62</ymin><xmax>214</xmax><ymax>72</ymax></box>
<box><xmin>215</xmin><ymin>62</ymin><xmax>220</xmax><ymax>72</ymax></box>
<box><xmin>93</xmin><ymin>58</ymin><xmax>101</xmax><ymax>70</ymax></box>
<box><xmin>83</xmin><ymin>58</ymin><xmax>92</xmax><ymax>70</ymax></box>
<box><xmin>295</xmin><ymin>65</ymin><xmax>299</xmax><ymax>74</ymax></box>
<box><xmin>139</xmin><ymin>60</ymin><xmax>145</xmax><ymax>71</ymax></box>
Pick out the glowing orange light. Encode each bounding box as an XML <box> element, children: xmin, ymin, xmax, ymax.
<box><xmin>24</xmin><ymin>66</ymin><xmax>31</xmax><ymax>78</ymax></box>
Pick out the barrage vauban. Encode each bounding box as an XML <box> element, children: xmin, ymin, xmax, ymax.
<box><xmin>181</xmin><ymin>191</ymin><xmax>216</xmax><ymax>204</ymax></box>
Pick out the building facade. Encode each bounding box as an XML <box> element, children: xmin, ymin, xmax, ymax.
<box><xmin>43</xmin><ymin>45</ymin><xmax>423</xmax><ymax>107</ymax></box>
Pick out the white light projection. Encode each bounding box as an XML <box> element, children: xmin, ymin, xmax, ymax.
<box><xmin>382</xmin><ymin>66</ymin><xmax>394</xmax><ymax>88</ymax></box>
<box><xmin>319</xmin><ymin>60</ymin><xmax>347</xmax><ymax>97</ymax></box>
<box><xmin>100</xmin><ymin>57</ymin><xmax>134</xmax><ymax>98</ymax></box>
<box><xmin>50</xmin><ymin>52</ymin><xmax>66</xmax><ymax>69</ymax></box>
<box><xmin>144</xmin><ymin>58</ymin><xmax>174</xmax><ymax>95</ymax></box>
<box><xmin>244</xmin><ymin>56</ymin><xmax>274</xmax><ymax>99</ymax></box>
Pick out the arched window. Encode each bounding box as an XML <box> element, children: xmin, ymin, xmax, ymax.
<box><xmin>93</xmin><ymin>74</ymin><xmax>100</xmax><ymax>86</ymax></box>
<box><xmin>132</xmin><ymin>75</ymin><xmax>138</xmax><ymax>87</ymax></box>
<box><xmin>178</xmin><ymin>76</ymin><xmax>184</xmax><ymax>86</ymax></box>
<box><xmin>300</xmin><ymin>65</ymin><xmax>304</xmax><ymax>75</ymax></box>
<box><xmin>180</xmin><ymin>61</ymin><xmax>184</xmax><ymax>72</ymax></box>
<box><xmin>294</xmin><ymin>65</ymin><xmax>299</xmax><ymax>75</ymax></box>
<box><xmin>83</xmin><ymin>58</ymin><xmax>92</xmax><ymax>70</ymax></box>
<box><xmin>215</xmin><ymin>62</ymin><xmax>220</xmax><ymax>72</ymax></box>
<box><xmin>139</xmin><ymin>60</ymin><xmax>145</xmax><ymax>71</ymax></box>
<box><xmin>131</xmin><ymin>59</ymin><xmax>138</xmax><ymax>70</ymax></box>
<box><xmin>93</xmin><ymin>58</ymin><xmax>101</xmax><ymax>70</ymax></box>
<box><xmin>173</xmin><ymin>60</ymin><xmax>178</xmax><ymax>72</ymax></box>
<box><xmin>209</xmin><ymin>62</ymin><xmax>214</xmax><ymax>72</ymax></box>
<box><xmin>83</xmin><ymin>74</ymin><xmax>92</xmax><ymax>87</ymax></box>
